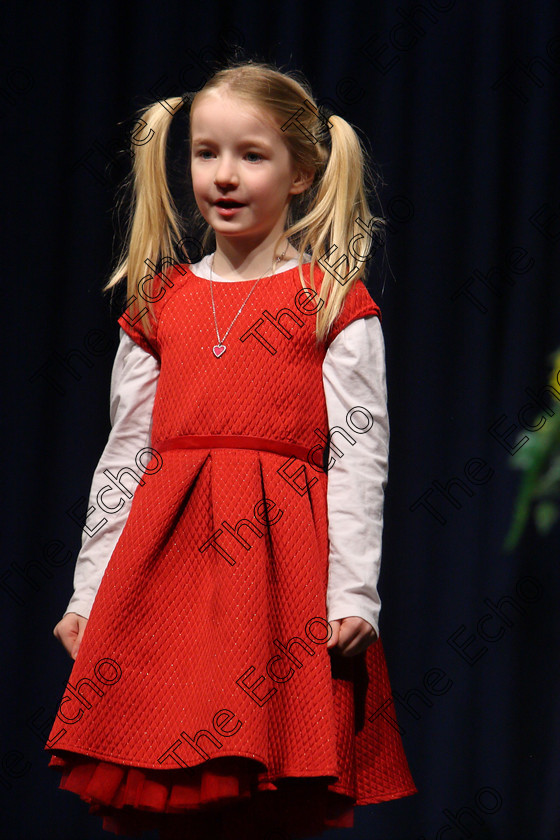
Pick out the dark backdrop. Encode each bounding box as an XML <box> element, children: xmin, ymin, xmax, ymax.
<box><xmin>2</xmin><ymin>1</ymin><xmax>560</xmax><ymax>838</ymax></box>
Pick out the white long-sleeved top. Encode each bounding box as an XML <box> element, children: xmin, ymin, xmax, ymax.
<box><xmin>65</xmin><ymin>255</ymin><xmax>390</xmax><ymax>638</ymax></box>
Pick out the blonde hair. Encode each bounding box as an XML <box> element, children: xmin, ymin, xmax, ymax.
<box><xmin>104</xmin><ymin>59</ymin><xmax>387</xmax><ymax>346</ymax></box>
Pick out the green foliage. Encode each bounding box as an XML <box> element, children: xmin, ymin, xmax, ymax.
<box><xmin>503</xmin><ymin>351</ymin><xmax>560</xmax><ymax>552</ymax></box>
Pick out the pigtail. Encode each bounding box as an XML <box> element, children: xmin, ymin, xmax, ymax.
<box><xmin>283</xmin><ymin>112</ymin><xmax>387</xmax><ymax>348</ymax></box>
<box><xmin>103</xmin><ymin>96</ymin><xmax>191</xmax><ymax>341</ymax></box>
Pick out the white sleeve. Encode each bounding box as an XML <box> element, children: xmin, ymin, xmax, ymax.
<box><xmin>322</xmin><ymin>315</ymin><xmax>389</xmax><ymax>639</ymax></box>
<box><xmin>64</xmin><ymin>328</ymin><xmax>160</xmax><ymax>620</ymax></box>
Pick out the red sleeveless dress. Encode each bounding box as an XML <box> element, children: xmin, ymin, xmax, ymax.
<box><xmin>45</xmin><ymin>261</ymin><xmax>417</xmax><ymax>839</ymax></box>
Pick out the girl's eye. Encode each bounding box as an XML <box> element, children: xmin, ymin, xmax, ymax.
<box><xmin>194</xmin><ymin>150</ymin><xmax>263</xmax><ymax>162</ymax></box>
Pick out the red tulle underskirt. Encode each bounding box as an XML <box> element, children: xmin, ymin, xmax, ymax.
<box><xmin>49</xmin><ymin>752</ymin><xmax>355</xmax><ymax>839</ymax></box>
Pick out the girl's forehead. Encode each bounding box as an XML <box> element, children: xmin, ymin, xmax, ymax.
<box><xmin>191</xmin><ymin>90</ymin><xmax>277</xmax><ymax>133</ymax></box>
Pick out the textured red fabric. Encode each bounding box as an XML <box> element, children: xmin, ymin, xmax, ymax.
<box><xmin>46</xmin><ymin>262</ymin><xmax>417</xmax><ymax>837</ymax></box>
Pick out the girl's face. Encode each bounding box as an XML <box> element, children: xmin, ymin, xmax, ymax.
<box><xmin>190</xmin><ymin>90</ymin><xmax>310</xmax><ymax>252</ymax></box>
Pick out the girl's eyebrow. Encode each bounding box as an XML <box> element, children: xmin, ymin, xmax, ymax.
<box><xmin>191</xmin><ymin>136</ymin><xmax>273</xmax><ymax>150</ymax></box>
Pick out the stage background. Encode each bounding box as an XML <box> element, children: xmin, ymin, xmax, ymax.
<box><xmin>2</xmin><ymin>1</ymin><xmax>559</xmax><ymax>838</ymax></box>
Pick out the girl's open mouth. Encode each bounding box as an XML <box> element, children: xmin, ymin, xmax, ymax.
<box><xmin>214</xmin><ymin>200</ymin><xmax>246</xmax><ymax>216</ymax></box>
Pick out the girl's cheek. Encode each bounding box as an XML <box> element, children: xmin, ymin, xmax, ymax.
<box><xmin>191</xmin><ymin>176</ymin><xmax>205</xmax><ymax>199</ymax></box>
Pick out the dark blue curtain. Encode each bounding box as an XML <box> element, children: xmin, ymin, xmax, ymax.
<box><xmin>3</xmin><ymin>1</ymin><xmax>559</xmax><ymax>838</ymax></box>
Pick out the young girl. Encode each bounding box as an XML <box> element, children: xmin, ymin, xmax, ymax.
<box><xmin>45</xmin><ymin>60</ymin><xmax>417</xmax><ymax>839</ymax></box>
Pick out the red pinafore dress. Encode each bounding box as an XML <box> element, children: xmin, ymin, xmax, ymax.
<box><xmin>45</xmin><ymin>261</ymin><xmax>417</xmax><ymax>839</ymax></box>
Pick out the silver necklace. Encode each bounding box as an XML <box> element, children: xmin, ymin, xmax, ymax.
<box><xmin>209</xmin><ymin>245</ymin><xmax>288</xmax><ymax>358</ymax></box>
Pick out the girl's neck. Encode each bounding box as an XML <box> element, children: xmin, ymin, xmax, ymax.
<box><xmin>211</xmin><ymin>239</ymin><xmax>299</xmax><ymax>282</ymax></box>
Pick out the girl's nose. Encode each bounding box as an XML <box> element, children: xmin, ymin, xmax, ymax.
<box><xmin>214</xmin><ymin>156</ymin><xmax>239</xmax><ymax>186</ymax></box>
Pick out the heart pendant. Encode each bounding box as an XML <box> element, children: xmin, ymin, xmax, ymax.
<box><xmin>212</xmin><ymin>344</ymin><xmax>226</xmax><ymax>358</ymax></box>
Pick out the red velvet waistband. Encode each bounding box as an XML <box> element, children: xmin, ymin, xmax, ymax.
<box><xmin>156</xmin><ymin>434</ymin><xmax>312</xmax><ymax>463</ymax></box>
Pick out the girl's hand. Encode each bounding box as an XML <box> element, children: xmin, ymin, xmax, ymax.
<box><xmin>53</xmin><ymin>613</ymin><xmax>88</xmax><ymax>661</ymax></box>
<box><xmin>326</xmin><ymin>616</ymin><xmax>378</xmax><ymax>657</ymax></box>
